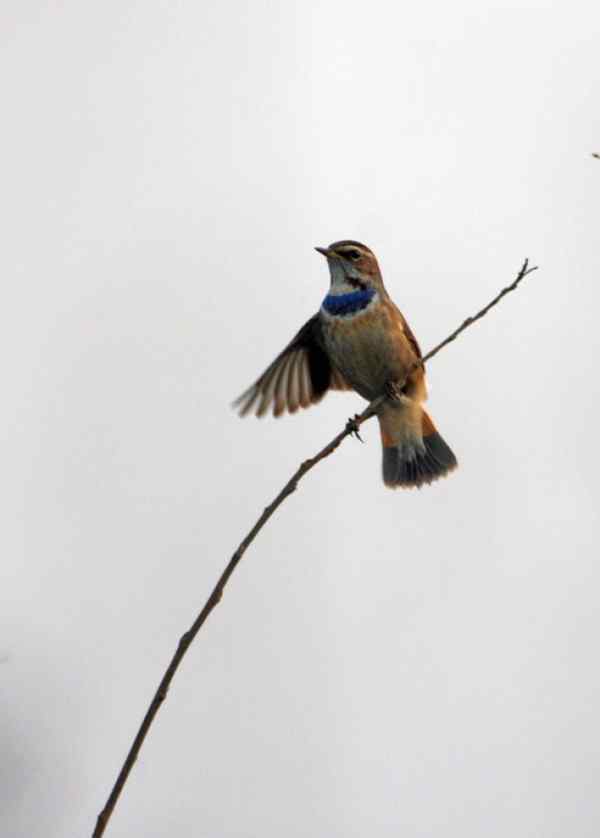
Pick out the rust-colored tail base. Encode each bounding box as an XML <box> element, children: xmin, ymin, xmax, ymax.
<box><xmin>380</xmin><ymin>409</ymin><xmax>457</xmax><ymax>489</ymax></box>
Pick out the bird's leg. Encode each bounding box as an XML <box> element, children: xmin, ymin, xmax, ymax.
<box><xmin>345</xmin><ymin>414</ymin><xmax>364</xmax><ymax>443</ymax></box>
<box><xmin>384</xmin><ymin>380</ymin><xmax>415</xmax><ymax>412</ymax></box>
<box><xmin>384</xmin><ymin>380</ymin><xmax>406</xmax><ymax>402</ymax></box>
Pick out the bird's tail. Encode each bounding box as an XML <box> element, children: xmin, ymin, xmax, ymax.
<box><xmin>378</xmin><ymin>402</ymin><xmax>457</xmax><ymax>489</ymax></box>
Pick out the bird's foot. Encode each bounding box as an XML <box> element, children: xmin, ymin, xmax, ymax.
<box><xmin>345</xmin><ymin>414</ymin><xmax>364</xmax><ymax>442</ymax></box>
<box><xmin>385</xmin><ymin>380</ymin><xmax>408</xmax><ymax>403</ymax></box>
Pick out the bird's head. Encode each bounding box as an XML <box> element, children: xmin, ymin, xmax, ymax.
<box><xmin>315</xmin><ymin>240</ymin><xmax>384</xmax><ymax>294</ymax></box>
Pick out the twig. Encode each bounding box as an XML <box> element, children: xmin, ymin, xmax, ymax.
<box><xmin>92</xmin><ymin>258</ymin><xmax>538</xmax><ymax>836</ymax></box>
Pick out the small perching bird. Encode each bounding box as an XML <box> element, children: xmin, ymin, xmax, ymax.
<box><xmin>234</xmin><ymin>241</ymin><xmax>457</xmax><ymax>488</ymax></box>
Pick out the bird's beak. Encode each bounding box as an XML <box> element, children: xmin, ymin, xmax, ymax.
<box><xmin>315</xmin><ymin>246</ymin><xmax>337</xmax><ymax>258</ymax></box>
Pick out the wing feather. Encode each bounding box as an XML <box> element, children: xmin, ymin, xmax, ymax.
<box><xmin>272</xmin><ymin>354</ymin><xmax>292</xmax><ymax>417</ymax></box>
<box><xmin>298</xmin><ymin>355</ymin><xmax>311</xmax><ymax>408</ymax></box>
<box><xmin>256</xmin><ymin>360</ymin><xmax>281</xmax><ymax>417</ymax></box>
<box><xmin>287</xmin><ymin>353</ymin><xmax>301</xmax><ymax>413</ymax></box>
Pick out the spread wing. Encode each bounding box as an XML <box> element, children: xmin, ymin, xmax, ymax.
<box><xmin>234</xmin><ymin>314</ymin><xmax>351</xmax><ymax>417</ymax></box>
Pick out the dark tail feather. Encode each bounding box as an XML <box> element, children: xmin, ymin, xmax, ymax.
<box><xmin>382</xmin><ymin>427</ymin><xmax>457</xmax><ymax>489</ymax></box>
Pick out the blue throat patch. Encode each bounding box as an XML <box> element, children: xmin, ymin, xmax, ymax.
<box><xmin>322</xmin><ymin>288</ymin><xmax>375</xmax><ymax>316</ymax></box>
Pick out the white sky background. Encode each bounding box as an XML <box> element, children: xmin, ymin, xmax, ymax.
<box><xmin>2</xmin><ymin>1</ymin><xmax>599</xmax><ymax>836</ymax></box>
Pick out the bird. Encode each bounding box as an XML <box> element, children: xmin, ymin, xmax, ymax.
<box><xmin>234</xmin><ymin>240</ymin><xmax>457</xmax><ymax>488</ymax></box>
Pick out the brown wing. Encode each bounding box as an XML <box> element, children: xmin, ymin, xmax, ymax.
<box><xmin>393</xmin><ymin>307</ymin><xmax>427</xmax><ymax>400</ymax></box>
<box><xmin>399</xmin><ymin>314</ymin><xmax>423</xmax><ymax>360</ymax></box>
<box><xmin>234</xmin><ymin>314</ymin><xmax>351</xmax><ymax>418</ymax></box>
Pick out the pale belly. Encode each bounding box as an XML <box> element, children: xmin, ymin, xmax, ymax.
<box><xmin>321</xmin><ymin>305</ymin><xmax>416</xmax><ymax>402</ymax></box>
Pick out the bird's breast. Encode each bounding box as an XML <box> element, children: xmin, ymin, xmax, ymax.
<box><xmin>320</xmin><ymin>297</ymin><xmax>419</xmax><ymax>401</ymax></box>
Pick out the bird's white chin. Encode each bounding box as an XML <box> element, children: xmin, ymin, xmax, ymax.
<box><xmin>326</xmin><ymin>259</ymin><xmax>360</xmax><ymax>295</ymax></box>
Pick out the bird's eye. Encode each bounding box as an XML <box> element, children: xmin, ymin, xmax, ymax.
<box><xmin>346</xmin><ymin>249</ymin><xmax>361</xmax><ymax>261</ymax></box>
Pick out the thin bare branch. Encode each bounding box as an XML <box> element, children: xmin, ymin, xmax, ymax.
<box><xmin>93</xmin><ymin>258</ymin><xmax>538</xmax><ymax>837</ymax></box>
<box><xmin>420</xmin><ymin>258</ymin><xmax>537</xmax><ymax>365</ymax></box>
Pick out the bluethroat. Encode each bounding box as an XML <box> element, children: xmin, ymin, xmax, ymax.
<box><xmin>235</xmin><ymin>241</ymin><xmax>457</xmax><ymax>488</ymax></box>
